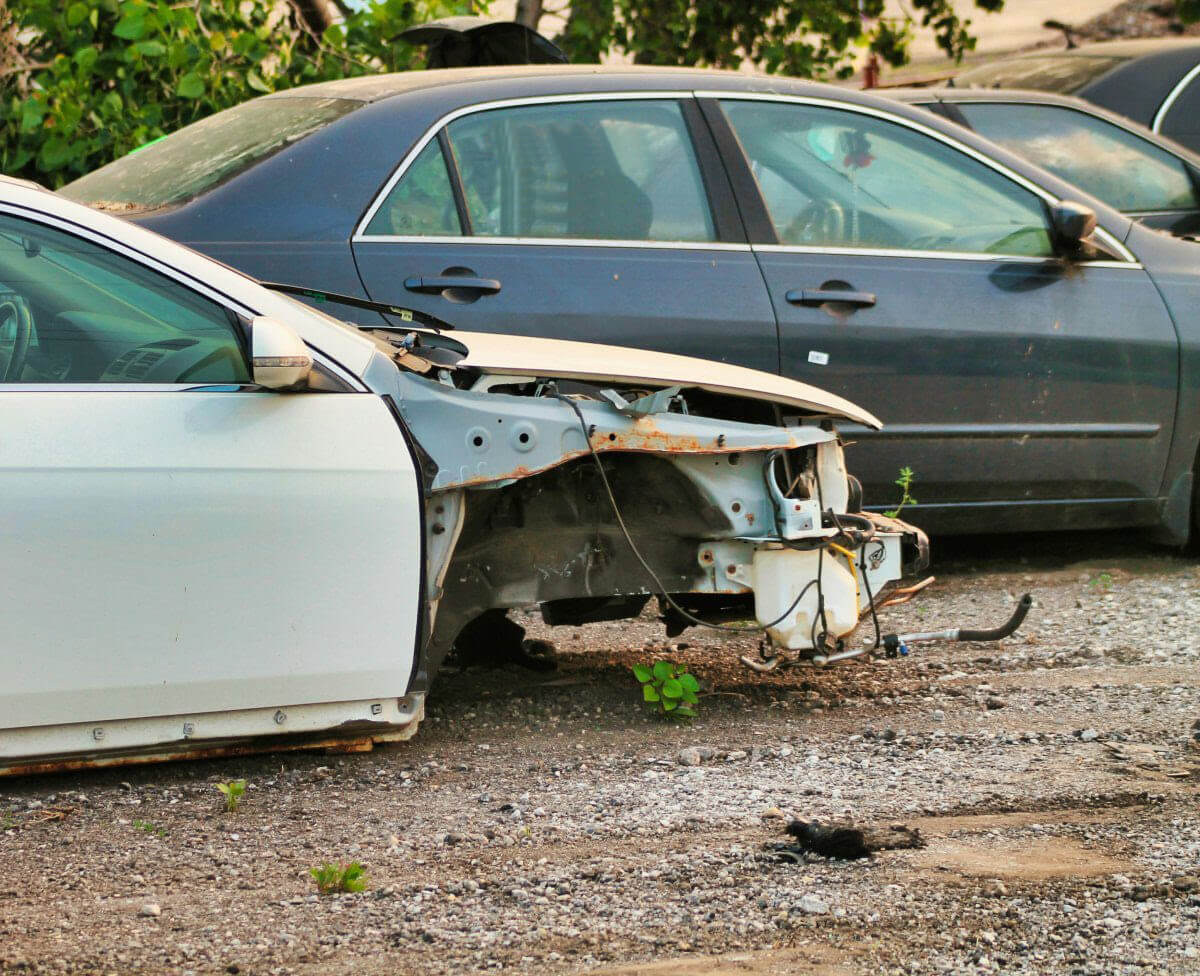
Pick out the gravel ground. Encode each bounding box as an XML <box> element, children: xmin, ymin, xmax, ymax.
<box><xmin>2</xmin><ymin>531</ymin><xmax>1198</xmax><ymax>976</ymax></box>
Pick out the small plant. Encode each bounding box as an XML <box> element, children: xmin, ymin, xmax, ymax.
<box><xmin>885</xmin><ymin>466</ymin><xmax>917</xmax><ymax>518</ymax></box>
<box><xmin>1089</xmin><ymin>572</ymin><xmax>1114</xmax><ymax>591</ymax></box>
<box><xmin>633</xmin><ymin>660</ymin><xmax>700</xmax><ymax>721</ymax></box>
<box><xmin>310</xmin><ymin>861</ymin><xmax>368</xmax><ymax>895</ymax></box>
<box><xmin>132</xmin><ymin>819</ymin><xmax>166</xmax><ymax>837</ymax></box>
<box><xmin>1</xmin><ymin>809</ymin><xmax>16</xmax><ymax>831</ymax></box>
<box><xmin>215</xmin><ymin>779</ymin><xmax>246</xmax><ymax>813</ymax></box>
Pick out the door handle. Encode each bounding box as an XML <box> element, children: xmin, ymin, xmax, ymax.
<box><xmin>786</xmin><ymin>288</ymin><xmax>876</xmax><ymax>308</ymax></box>
<box><xmin>404</xmin><ymin>275</ymin><xmax>502</xmax><ymax>295</ymax></box>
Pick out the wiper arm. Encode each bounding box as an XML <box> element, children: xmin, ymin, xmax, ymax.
<box><xmin>260</xmin><ymin>281</ymin><xmax>455</xmax><ymax>332</ymax></box>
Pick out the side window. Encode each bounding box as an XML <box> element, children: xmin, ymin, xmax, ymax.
<box><xmin>443</xmin><ymin>99</ymin><xmax>716</xmax><ymax>242</ymax></box>
<box><xmin>364</xmin><ymin>140</ymin><xmax>462</xmax><ymax>237</ymax></box>
<box><xmin>0</xmin><ymin>213</ymin><xmax>250</xmax><ymax>384</ymax></box>
<box><xmin>721</xmin><ymin>99</ymin><xmax>1055</xmax><ymax>257</ymax></box>
<box><xmin>1160</xmin><ymin>76</ymin><xmax>1200</xmax><ymax>157</ymax></box>
<box><xmin>955</xmin><ymin>102</ymin><xmax>1198</xmax><ymax>213</ymax></box>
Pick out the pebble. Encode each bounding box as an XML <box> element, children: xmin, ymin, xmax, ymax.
<box><xmin>1080</xmin><ymin>729</ymin><xmax>1100</xmax><ymax>742</ymax></box>
<box><xmin>138</xmin><ymin>904</ymin><xmax>160</xmax><ymax>918</ymax></box>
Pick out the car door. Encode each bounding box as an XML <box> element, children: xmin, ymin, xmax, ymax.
<box><xmin>704</xmin><ymin>95</ymin><xmax>1179</xmax><ymax>532</ymax></box>
<box><xmin>0</xmin><ymin>208</ymin><xmax>422</xmax><ymax>740</ymax></box>
<box><xmin>350</xmin><ymin>94</ymin><xmax>780</xmax><ymax>375</ymax></box>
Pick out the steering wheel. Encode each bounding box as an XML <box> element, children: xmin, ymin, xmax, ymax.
<box><xmin>0</xmin><ymin>297</ymin><xmax>31</xmax><ymax>382</ymax></box>
<box><xmin>786</xmin><ymin>198</ymin><xmax>848</xmax><ymax>245</ymax></box>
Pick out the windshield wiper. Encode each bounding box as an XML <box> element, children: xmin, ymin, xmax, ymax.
<box><xmin>260</xmin><ymin>281</ymin><xmax>455</xmax><ymax>332</ymax></box>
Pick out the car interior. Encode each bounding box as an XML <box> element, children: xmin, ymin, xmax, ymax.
<box><xmin>0</xmin><ymin>215</ymin><xmax>250</xmax><ymax>385</ymax></box>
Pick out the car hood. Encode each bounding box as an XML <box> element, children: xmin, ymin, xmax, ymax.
<box><xmin>451</xmin><ymin>330</ymin><xmax>882</xmax><ymax>429</ymax></box>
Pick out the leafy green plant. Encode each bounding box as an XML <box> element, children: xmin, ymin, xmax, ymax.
<box><xmin>132</xmin><ymin>818</ymin><xmax>166</xmax><ymax>837</ymax></box>
<box><xmin>1089</xmin><ymin>572</ymin><xmax>1114</xmax><ymax>592</ymax></box>
<box><xmin>1</xmin><ymin>809</ymin><xmax>16</xmax><ymax>831</ymax></box>
<box><xmin>633</xmin><ymin>660</ymin><xmax>700</xmax><ymax>721</ymax></box>
<box><xmin>885</xmin><ymin>466</ymin><xmax>917</xmax><ymax>518</ymax></box>
<box><xmin>215</xmin><ymin>779</ymin><xmax>246</xmax><ymax>813</ymax></box>
<box><xmin>0</xmin><ymin>0</ymin><xmax>472</xmax><ymax>188</ymax></box>
<box><xmin>310</xmin><ymin>861</ymin><xmax>368</xmax><ymax>895</ymax></box>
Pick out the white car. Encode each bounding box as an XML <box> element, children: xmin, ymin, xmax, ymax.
<box><xmin>0</xmin><ymin>177</ymin><xmax>925</xmax><ymax>775</ymax></box>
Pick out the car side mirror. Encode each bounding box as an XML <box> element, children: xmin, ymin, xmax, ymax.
<box><xmin>1049</xmin><ymin>200</ymin><xmax>1097</xmax><ymax>252</ymax></box>
<box><xmin>251</xmin><ymin>315</ymin><xmax>312</xmax><ymax>390</ymax></box>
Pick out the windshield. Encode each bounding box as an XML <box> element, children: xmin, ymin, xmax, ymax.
<box><xmin>61</xmin><ymin>97</ymin><xmax>361</xmax><ymax>213</ymax></box>
<box><xmin>953</xmin><ymin>54</ymin><xmax>1128</xmax><ymax>93</ymax></box>
<box><xmin>954</xmin><ymin>102</ymin><xmax>1198</xmax><ymax>213</ymax></box>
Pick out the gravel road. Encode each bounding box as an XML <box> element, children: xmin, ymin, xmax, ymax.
<box><xmin>2</xmin><ymin>531</ymin><xmax>1198</xmax><ymax>976</ymax></box>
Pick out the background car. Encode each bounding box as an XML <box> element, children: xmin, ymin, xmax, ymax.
<box><xmin>950</xmin><ymin>38</ymin><xmax>1200</xmax><ymax>155</ymax></box>
<box><xmin>61</xmin><ymin>66</ymin><xmax>1200</xmax><ymax>542</ymax></box>
<box><xmin>886</xmin><ymin>88</ymin><xmax>1200</xmax><ymax>237</ymax></box>
<box><xmin>0</xmin><ymin>174</ymin><xmax>921</xmax><ymax>772</ymax></box>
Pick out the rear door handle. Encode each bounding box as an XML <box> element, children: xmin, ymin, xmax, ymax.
<box><xmin>404</xmin><ymin>275</ymin><xmax>502</xmax><ymax>295</ymax></box>
<box><xmin>786</xmin><ymin>288</ymin><xmax>876</xmax><ymax>308</ymax></box>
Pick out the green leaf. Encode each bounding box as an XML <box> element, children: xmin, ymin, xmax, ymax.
<box><xmin>131</xmin><ymin>40</ymin><xmax>166</xmax><ymax>57</ymax></box>
<box><xmin>66</xmin><ymin>3</ymin><xmax>89</xmax><ymax>26</ymax></box>
<box><xmin>113</xmin><ymin>11</ymin><xmax>146</xmax><ymax>40</ymax></box>
<box><xmin>642</xmin><ymin>685</ymin><xmax>660</xmax><ymax>703</ymax></box>
<box><xmin>176</xmin><ymin>73</ymin><xmax>205</xmax><ymax>99</ymax></box>
<box><xmin>246</xmin><ymin>70</ymin><xmax>270</xmax><ymax>93</ymax></box>
<box><xmin>37</xmin><ymin>137</ymin><xmax>75</xmax><ymax>170</ymax></box>
<box><xmin>679</xmin><ymin>673</ymin><xmax>700</xmax><ymax>693</ymax></box>
<box><xmin>652</xmin><ymin>661</ymin><xmax>673</xmax><ymax>681</ymax></box>
<box><xmin>675</xmin><ymin>705</ymin><xmax>696</xmax><ymax>718</ymax></box>
<box><xmin>681</xmin><ymin>689</ymin><xmax>698</xmax><ymax>705</ymax></box>
<box><xmin>661</xmin><ymin>677</ymin><xmax>683</xmax><ymax>699</ymax></box>
<box><xmin>662</xmin><ymin>698</ymin><xmax>678</xmax><ymax>711</ymax></box>
<box><xmin>632</xmin><ymin>664</ymin><xmax>653</xmax><ymax>683</ymax></box>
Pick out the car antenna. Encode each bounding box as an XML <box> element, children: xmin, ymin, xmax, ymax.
<box><xmin>259</xmin><ymin>281</ymin><xmax>454</xmax><ymax>332</ymax></box>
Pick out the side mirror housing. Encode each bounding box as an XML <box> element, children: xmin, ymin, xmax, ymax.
<box><xmin>251</xmin><ymin>316</ymin><xmax>312</xmax><ymax>390</ymax></box>
<box><xmin>1050</xmin><ymin>200</ymin><xmax>1097</xmax><ymax>252</ymax></box>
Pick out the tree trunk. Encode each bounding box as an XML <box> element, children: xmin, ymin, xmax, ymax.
<box><xmin>515</xmin><ymin>0</ymin><xmax>544</xmax><ymax>29</ymax></box>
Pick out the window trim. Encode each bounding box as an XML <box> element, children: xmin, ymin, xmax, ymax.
<box><xmin>1153</xmin><ymin>62</ymin><xmax>1200</xmax><ymax>134</ymax></box>
<box><xmin>699</xmin><ymin>90</ymin><xmax>1141</xmax><ymax>266</ymax></box>
<box><xmin>0</xmin><ymin>203</ymin><xmax>366</xmax><ymax>390</ymax></box>
<box><xmin>352</xmin><ymin>91</ymin><xmax>742</xmax><ymax>249</ymax></box>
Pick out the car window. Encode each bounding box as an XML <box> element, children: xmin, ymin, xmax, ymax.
<box><xmin>0</xmin><ymin>213</ymin><xmax>250</xmax><ymax>384</ymax></box>
<box><xmin>441</xmin><ymin>99</ymin><xmax>716</xmax><ymax>242</ymax></box>
<box><xmin>721</xmin><ymin>99</ymin><xmax>1055</xmax><ymax>257</ymax></box>
<box><xmin>364</xmin><ymin>140</ymin><xmax>462</xmax><ymax>236</ymax></box>
<box><xmin>61</xmin><ymin>97</ymin><xmax>361</xmax><ymax>214</ymax></box>
<box><xmin>952</xmin><ymin>55</ymin><xmax>1129</xmax><ymax>93</ymax></box>
<box><xmin>953</xmin><ymin>102</ymin><xmax>1198</xmax><ymax>213</ymax></box>
<box><xmin>1161</xmin><ymin>76</ymin><xmax>1200</xmax><ymax>148</ymax></box>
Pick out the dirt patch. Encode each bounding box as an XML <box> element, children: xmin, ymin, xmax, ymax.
<box><xmin>583</xmin><ymin>947</ymin><xmax>856</xmax><ymax>976</ymax></box>
<box><xmin>912</xmin><ymin>834</ymin><xmax>1136</xmax><ymax>881</ymax></box>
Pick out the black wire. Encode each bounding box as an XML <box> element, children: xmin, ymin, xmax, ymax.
<box><xmin>551</xmin><ymin>391</ymin><xmax>822</xmax><ymax>635</ymax></box>
<box><xmin>859</xmin><ymin>541</ymin><xmax>882</xmax><ymax>651</ymax></box>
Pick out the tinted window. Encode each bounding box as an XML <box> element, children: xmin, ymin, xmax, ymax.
<box><xmin>722</xmin><ymin>100</ymin><xmax>1054</xmax><ymax>256</ymax></box>
<box><xmin>1161</xmin><ymin>76</ymin><xmax>1200</xmax><ymax>149</ymax></box>
<box><xmin>953</xmin><ymin>55</ymin><xmax>1129</xmax><ymax>93</ymax></box>
<box><xmin>0</xmin><ymin>214</ymin><xmax>249</xmax><ymax>384</ymax></box>
<box><xmin>61</xmin><ymin>97</ymin><xmax>361</xmax><ymax>213</ymax></box>
<box><xmin>954</xmin><ymin>102</ymin><xmax>1197</xmax><ymax>212</ymax></box>
<box><xmin>444</xmin><ymin>100</ymin><xmax>716</xmax><ymax>242</ymax></box>
<box><xmin>365</xmin><ymin>140</ymin><xmax>461</xmax><ymax>236</ymax></box>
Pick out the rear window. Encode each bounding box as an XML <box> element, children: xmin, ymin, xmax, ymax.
<box><xmin>953</xmin><ymin>55</ymin><xmax>1129</xmax><ymax>93</ymax></box>
<box><xmin>61</xmin><ymin>97</ymin><xmax>361</xmax><ymax>214</ymax></box>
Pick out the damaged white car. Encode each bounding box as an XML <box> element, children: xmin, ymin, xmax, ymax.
<box><xmin>0</xmin><ymin>178</ymin><xmax>927</xmax><ymax>775</ymax></box>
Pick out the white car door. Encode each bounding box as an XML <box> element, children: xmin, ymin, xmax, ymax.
<box><xmin>0</xmin><ymin>209</ymin><xmax>422</xmax><ymax>759</ymax></box>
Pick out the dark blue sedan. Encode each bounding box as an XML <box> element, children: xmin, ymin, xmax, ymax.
<box><xmin>61</xmin><ymin>66</ymin><xmax>1200</xmax><ymax>542</ymax></box>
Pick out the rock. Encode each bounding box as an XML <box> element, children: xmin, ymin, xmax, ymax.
<box><xmin>1079</xmin><ymin>729</ymin><xmax>1100</xmax><ymax>742</ymax></box>
<box><xmin>761</xmin><ymin>807</ymin><xmax>785</xmax><ymax>820</ymax></box>
<box><xmin>931</xmin><ymin>710</ymin><xmax>945</xmax><ymax>722</ymax></box>
<box><xmin>797</xmin><ymin>894</ymin><xmax>830</xmax><ymax>915</ymax></box>
<box><xmin>678</xmin><ymin>747</ymin><xmax>702</xmax><ymax>766</ymax></box>
<box><xmin>1172</xmin><ymin>876</ymin><xmax>1198</xmax><ymax>892</ymax></box>
<box><xmin>985</xmin><ymin>881</ymin><xmax>1008</xmax><ymax>897</ymax></box>
<box><xmin>985</xmin><ymin>697</ymin><xmax>1006</xmax><ymax>710</ymax></box>
<box><xmin>138</xmin><ymin>904</ymin><xmax>161</xmax><ymax>918</ymax></box>
<box><xmin>725</xmin><ymin>750</ymin><xmax>748</xmax><ymax>762</ymax></box>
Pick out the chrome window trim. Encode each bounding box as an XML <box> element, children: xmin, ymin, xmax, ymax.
<box><xmin>0</xmin><ymin>203</ymin><xmax>368</xmax><ymax>390</ymax></box>
<box><xmin>698</xmin><ymin>90</ymin><xmax>1141</xmax><ymax>265</ymax></box>
<box><xmin>753</xmin><ymin>243</ymin><xmax>1143</xmax><ymax>269</ymax></box>
<box><xmin>353</xmin><ymin>90</ymin><xmax>711</xmax><ymax>245</ymax></box>
<box><xmin>355</xmin><ymin>234</ymin><xmax>751</xmax><ymax>251</ymax></box>
<box><xmin>1152</xmin><ymin>62</ymin><xmax>1200</xmax><ymax>133</ymax></box>
<box><xmin>0</xmin><ymin>383</ymin><xmax>258</xmax><ymax>392</ymax></box>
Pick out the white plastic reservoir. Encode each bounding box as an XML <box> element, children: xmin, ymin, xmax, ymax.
<box><xmin>751</xmin><ymin>547</ymin><xmax>858</xmax><ymax>650</ymax></box>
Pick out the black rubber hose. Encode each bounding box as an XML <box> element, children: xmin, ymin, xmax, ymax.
<box><xmin>957</xmin><ymin>593</ymin><xmax>1033</xmax><ymax>642</ymax></box>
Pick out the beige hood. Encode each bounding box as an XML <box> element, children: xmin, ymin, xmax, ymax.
<box><xmin>454</xmin><ymin>330</ymin><xmax>882</xmax><ymax>430</ymax></box>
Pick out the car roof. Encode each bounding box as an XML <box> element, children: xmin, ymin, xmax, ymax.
<box><xmin>984</xmin><ymin>38</ymin><xmax>1200</xmax><ymax>61</ymax></box>
<box><xmin>261</xmin><ymin>63</ymin><xmax>861</xmax><ymax>104</ymax></box>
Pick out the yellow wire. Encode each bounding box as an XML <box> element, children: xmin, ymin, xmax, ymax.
<box><xmin>827</xmin><ymin>542</ymin><xmax>861</xmax><ymax>609</ymax></box>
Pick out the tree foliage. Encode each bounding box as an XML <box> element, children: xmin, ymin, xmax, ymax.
<box><xmin>1</xmin><ymin>0</ymin><xmax>468</xmax><ymax>187</ymax></box>
<box><xmin>556</xmin><ymin>0</ymin><xmax>1005</xmax><ymax>79</ymax></box>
